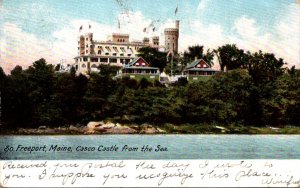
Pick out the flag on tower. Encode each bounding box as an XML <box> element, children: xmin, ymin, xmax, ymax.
<box><xmin>79</xmin><ymin>25</ymin><xmax>83</xmax><ymax>32</ymax></box>
<box><xmin>175</xmin><ymin>6</ymin><xmax>178</xmax><ymax>15</ymax></box>
<box><xmin>89</xmin><ymin>24</ymin><xmax>91</xmax><ymax>29</ymax></box>
<box><xmin>143</xmin><ymin>27</ymin><xmax>147</xmax><ymax>32</ymax></box>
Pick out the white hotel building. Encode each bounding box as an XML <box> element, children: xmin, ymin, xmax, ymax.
<box><xmin>73</xmin><ymin>20</ymin><xmax>179</xmax><ymax>74</ymax></box>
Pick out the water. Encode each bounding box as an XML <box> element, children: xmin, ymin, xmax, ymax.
<box><xmin>0</xmin><ymin>135</ymin><xmax>299</xmax><ymax>160</ymax></box>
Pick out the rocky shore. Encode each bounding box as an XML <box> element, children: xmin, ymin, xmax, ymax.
<box><xmin>9</xmin><ymin>121</ymin><xmax>166</xmax><ymax>135</ymax></box>
<box><xmin>2</xmin><ymin>121</ymin><xmax>300</xmax><ymax>135</ymax></box>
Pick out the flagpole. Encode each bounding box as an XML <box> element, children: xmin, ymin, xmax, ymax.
<box><xmin>171</xmin><ymin>52</ymin><xmax>173</xmax><ymax>77</ymax></box>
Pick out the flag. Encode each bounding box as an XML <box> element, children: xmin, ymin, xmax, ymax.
<box><xmin>175</xmin><ymin>6</ymin><xmax>178</xmax><ymax>15</ymax></box>
<box><xmin>143</xmin><ymin>27</ymin><xmax>147</xmax><ymax>32</ymax></box>
<box><xmin>79</xmin><ymin>25</ymin><xmax>83</xmax><ymax>32</ymax></box>
<box><xmin>118</xmin><ymin>20</ymin><xmax>120</xmax><ymax>29</ymax></box>
<box><xmin>89</xmin><ymin>24</ymin><xmax>91</xmax><ymax>29</ymax></box>
<box><xmin>153</xmin><ymin>27</ymin><xmax>156</xmax><ymax>32</ymax></box>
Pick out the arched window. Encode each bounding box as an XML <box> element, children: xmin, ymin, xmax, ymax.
<box><xmin>98</xmin><ymin>50</ymin><xmax>101</xmax><ymax>55</ymax></box>
<box><xmin>91</xmin><ymin>64</ymin><xmax>97</xmax><ymax>68</ymax></box>
<box><xmin>82</xmin><ymin>64</ymin><xmax>86</xmax><ymax>68</ymax></box>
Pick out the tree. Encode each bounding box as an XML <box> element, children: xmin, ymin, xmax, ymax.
<box><xmin>183</xmin><ymin>45</ymin><xmax>204</xmax><ymax>61</ymax></box>
<box><xmin>247</xmin><ymin>51</ymin><xmax>285</xmax><ymax>84</ymax></box>
<box><xmin>0</xmin><ymin>66</ymin><xmax>7</xmax><ymax>91</ymax></box>
<box><xmin>3</xmin><ymin>66</ymin><xmax>32</xmax><ymax>127</ymax></box>
<box><xmin>214</xmin><ymin>44</ymin><xmax>247</xmax><ymax>71</ymax></box>
<box><xmin>138</xmin><ymin>47</ymin><xmax>168</xmax><ymax>71</ymax></box>
<box><xmin>83</xmin><ymin>69</ymin><xmax>117</xmax><ymax>120</ymax></box>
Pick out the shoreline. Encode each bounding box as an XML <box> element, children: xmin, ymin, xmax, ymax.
<box><xmin>1</xmin><ymin>122</ymin><xmax>300</xmax><ymax>135</ymax></box>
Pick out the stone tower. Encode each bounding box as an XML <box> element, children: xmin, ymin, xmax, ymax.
<box><xmin>78</xmin><ymin>33</ymin><xmax>94</xmax><ymax>56</ymax></box>
<box><xmin>164</xmin><ymin>20</ymin><xmax>179</xmax><ymax>53</ymax></box>
<box><xmin>151</xmin><ymin>36</ymin><xmax>160</xmax><ymax>50</ymax></box>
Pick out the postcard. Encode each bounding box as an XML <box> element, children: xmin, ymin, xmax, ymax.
<box><xmin>0</xmin><ymin>0</ymin><xmax>300</xmax><ymax>187</ymax></box>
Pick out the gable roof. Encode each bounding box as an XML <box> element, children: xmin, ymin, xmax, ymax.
<box><xmin>126</xmin><ymin>57</ymin><xmax>149</xmax><ymax>67</ymax></box>
<box><xmin>186</xmin><ymin>59</ymin><xmax>209</xmax><ymax>69</ymax></box>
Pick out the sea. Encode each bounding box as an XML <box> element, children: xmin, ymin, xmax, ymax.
<box><xmin>0</xmin><ymin>135</ymin><xmax>300</xmax><ymax>160</ymax></box>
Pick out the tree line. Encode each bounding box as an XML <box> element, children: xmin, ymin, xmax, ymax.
<box><xmin>0</xmin><ymin>44</ymin><xmax>299</xmax><ymax>129</ymax></box>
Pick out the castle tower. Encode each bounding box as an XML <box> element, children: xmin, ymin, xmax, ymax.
<box><xmin>143</xmin><ymin>37</ymin><xmax>150</xmax><ymax>45</ymax></box>
<box><xmin>164</xmin><ymin>20</ymin><xmax>179</xmax><ymax>53</ymax></box>
<box><xmin>78</xmin><ymin>35</ymin><xmax>85</xmax><ymax>56</ymax></box>
<box><xmin>151</xmin><ymin>36</ymin><xmax>160</xmax><ymax>50</ymax></box>
<box><xmin>79</xmin><ymin>33</ymin><xmax>94</xmax><ymax>55</ymax></box>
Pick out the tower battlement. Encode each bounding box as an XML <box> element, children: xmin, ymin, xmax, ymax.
<box><xmin>164</xmin><ymin>20</ymin><xmax>180</xmax><ymax>53</ymax></box>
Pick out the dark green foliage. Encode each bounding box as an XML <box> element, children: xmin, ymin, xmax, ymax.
<box><xmin>139</xmin><ymin>78</ymin><xmax>152</xmax><ymax>89</ymax></box>
<box><xmin>176</xmin><ymin>77</ymin><xmax>188</xmax><ymax>87</ymax></box>
<box><xmin>1</xmin><ymin>44</ymin><xmax>299</xmax><ymax>129</ymax></box>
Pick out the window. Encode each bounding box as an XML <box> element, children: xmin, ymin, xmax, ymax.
<box><xmin>86</xmin><ymin>38</ymin><xmax>88</xmax><ymax>41</ymax></box>
<box><xmin>82</xmin><ymin>64</ymin><xmax>86</xmax><ymax>68</ymax></box>
<box><xmin>91</xmin><ymin>57</ymin><xmax>98</xmax><ymax>62</ymax></box>
<box><xmin>112</xmin><ymin>53</ymin><xmax>117</xmax><ymax>56</ymax></box>
<box><xmin>120</xmin><ymin>53</ymin><xmax>124</xmax><ymax>56</ymax></box>
<box><xmin>98</xmin><ymin>50</ymin><xmax>101</xmax><ymax>55</ymax></box>
<box><xmin>86</xmin><ymin>50</ymin><xmax>88</xmax><ymax>54</ymax></box>
<box><xmin>110</xmin><ymin>58</ymin><xmax>117</xmax><ymax>63</ymax></box>
<box><xmin>100</xmin><ymin>58</ymin><xmax>108</xmax><ymax>63</ymax></box>
<box><xmin>91</xmin><ymin>64</ymin><xmax>97</xmax><ymax>68</ymax></box>
<box><xmin>105</xmin><ymin>46</ymin><xmax>111</xmax><ymax>52</ymax></box>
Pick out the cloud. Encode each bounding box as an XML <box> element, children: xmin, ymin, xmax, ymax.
<box><xmin>0</xmin><ymin>11</ymin><xmax>156</xmax><ymax>73</ymax></box>
<box><xmin>197</xmin><ymin>0</ymin><xmax>211</xmax><ymax>11</ymax></box>
<box><xmin>230</xmin><ymin>16</ymin><xmax>272</xmax><ymax>53</ymax></box>
<box><xmin>1</xmin><ymin>4</ymin><xmax>299</xmax><ymax>73</ymax></box>
<box><xmin>0</xmin><ymin>23</ymin><xmax>54</xmax><ymax>73</ymax></box>
<box><xmin>180</xmin><ymin>21</ymin><xmax>224</xmax><ymax>51</ymax></box>
<box><xmin>229</xmin><ymin>3</ymin><xmax>300</xmax><ymax>68</ymax></box>
<box><xmin>233</xmin><ymin>16</ymin><xmax>258</xmax><ymax>39</ymax></box>
<box><xmin>274</xmin><ymin>3</ymin><xmax>300</xmax><ymax>67</ymax></box>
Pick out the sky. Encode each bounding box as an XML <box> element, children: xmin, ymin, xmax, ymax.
<box><xmin>0</xmin><ymin>0</ymin><xmax>299</xmax><ymax>73</ymax></box>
